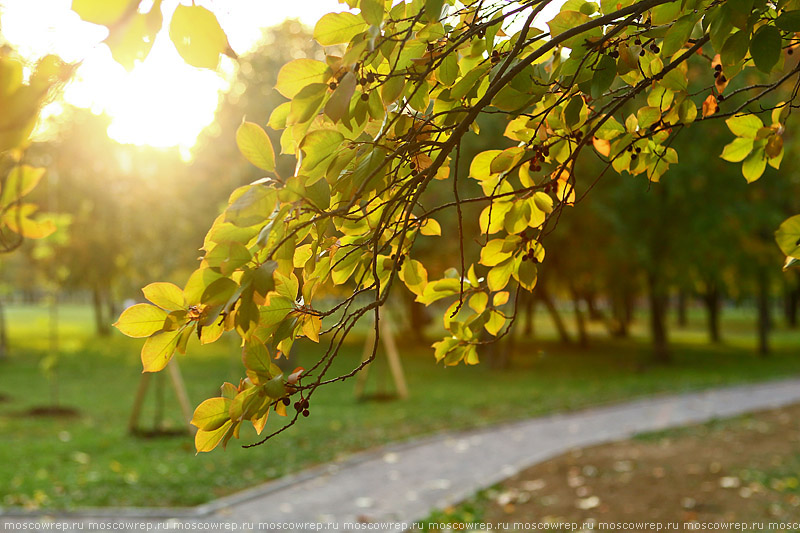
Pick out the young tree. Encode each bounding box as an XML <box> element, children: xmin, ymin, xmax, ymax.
<box><xmin>73</xmin><ymin>0</ymin><xmax>800</xmax><ymax>451</ymax></box>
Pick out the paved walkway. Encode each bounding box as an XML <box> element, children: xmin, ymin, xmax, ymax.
<box><xmin>3</xmin><ymin>378</ymin><xmax>800</xmax><ymax>532</ymax></box>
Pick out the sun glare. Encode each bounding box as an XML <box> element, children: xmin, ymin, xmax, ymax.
<box><xmin>0</xmin><ymin>0</ymin><xmax>347</xmax><ymax>155</ymax></box>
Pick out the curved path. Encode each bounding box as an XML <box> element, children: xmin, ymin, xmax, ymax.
<box><xmin>3</xmin><ymin>378</ymin><xmax>800</xmax><ymax>532</ymax></box>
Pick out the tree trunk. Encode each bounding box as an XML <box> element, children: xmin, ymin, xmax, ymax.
<box><xmin>571</xmin><ymin>289</ymin><xmax>589</xmax><ymax>348</ymax></box>
<box><xmin>522</xmin><ymin>291</ymin><xmax>536</xmax><ymax>338</ymax></box>
<box><xmin>610</xmin><ymin>291</ymin><xmax>630</xmax><ymax>338</ymax></box>
<box><xmin>676</xmin><ymin>289</ymin><xmax>688</xmax><ymax>327</ymax></box>
<box><xmin>538</xmin><ymin>285</ymin><xmax>572</xmax><ymax>344</ymax></box>
<box><xmin>702</xmin><ymin>284</ymin><xmax>721</xmax><ymax>344</ymax></box>
<box><xmin>757</xmin><ymin>271</ymin><xmax>771</xmax><ymax>357</ymax></box>
<box><xmin>92</xmin><ymin>286</ymin><xmax>111</xmax><ymax>337</ymax></box>
<box><xmin>647</xmin><ymin>273</ymin><xmax>670</xmax><ymax>364</ymax></box>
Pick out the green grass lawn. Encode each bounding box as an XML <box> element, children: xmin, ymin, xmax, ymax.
<box><xmin>2</xmin><ymin>302</ymin><xmax>800</xmax><ymax>510</ymax></box>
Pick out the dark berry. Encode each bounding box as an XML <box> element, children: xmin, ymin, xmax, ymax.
<box><xmin>521</xmin><ymin>255</ymin><xmax>528</xmax><ymax>261</ymax></box>
<box><xmin>634</xmin><ymin>38</ymin><xmax>641</xmax><ymax>45</ymax></box>
<box><xmin>361</xmin><ymin>93</ymin><xmax>369</xmax><ymax>101</ymax></box>
<box><xmin>640</xmin><ymin>49</ymin><xmax>646</xmax><ymax>57</ymax></box>
<box><xmin>715</xmin><ymin>105</ymin><xmax>720</xmax><ymax>113</ymax></box>
<box><xmin>302</xmin><ymin>409</ymin><xmax>310</xmax><ymax>417</ymax></box>
<box><xmin>329</xmin><ymin>82</ymin><xmax>337</xmax><ymax>90</ymax></box>
<box><xmin>635</xmin><ymin>147</ymin><xmax>641</xmax><ymax>153</ymax></box>
<box><xmin>789</xmin><ymin>48</ymin><xmax>795</xmax><ymax>55</ymax></box>
<box><xmin>282</xmin><ymin>397</ymin><xmax>291</xmax><ymax>406</ymax></box>
<box><xmin>719</xmin><ymin>75</ymin><xmax>727</xmax><ymax>83</ymax></box>
<box><xmin>714</xmin><ymin>64</ymin><xmax>722</xmax><ymax>72</ymax></box>
<box><xmin>631</xmin><ymin>154</ymin><xmax>638</xmax><ymax>160</ymax></box>
<box><xmin>714</xmin><ymin>71</ymin><xmax>720</xmax><ymax>78</ymax></box>
<box><xmin>294</xmin><ymin>402</ymin><xmax>302</xmax><ymax>411</ymax></box>
<box><xmin>718</xmin><ymin>94</ymin><xmax>725</xmax><ymax>101</ymax></box>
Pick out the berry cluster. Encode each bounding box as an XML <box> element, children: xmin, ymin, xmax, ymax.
<box><xmin>391</xmin><ymin>253</ymin><xmax>406</xmax><ymax>268</ymax></box>
<box><xmin>626</xmin><ymin>145</ymin><xmax>642</xmax><ymax>160</ymax></box>
<box><xmin>521</xmin><ymin>249</ymin><xmax>540</xmax><ymax>263</ymax></box>
<box><xmin>293</xmin><ymin>397</ymin><xmax>310</xmax><ymax>417</ymax></box>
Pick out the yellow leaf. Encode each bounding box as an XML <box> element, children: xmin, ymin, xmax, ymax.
<box><xmin>72</xmin><ymin>0</ymin><xmax>136</xmax><ymax>26</ymax></box>
<box><xmin>105</xmin><ymin>5</ymin><xmax>162</xmax><ymax>71</ymax></box>
<box><xmin>314</xmin><ymin>12</ymin><xmax>367</xmax><ymax>46</ymax></box>
<box><xmin>114</xmin><ymin>303</ymin><xmax>167</xmax><ymax>338</ymax></box>
<box><xmin>169</xmin><ymin>5</ymin><xmax>228</xmax><ymax>70</ymax></box>
<box><xmin>191</xmin><ymin>397</ymin><xmax>232</xmax><ymax>431</ymax></box>
<box><xmin>302</xmin><ymin>315</ymin><xmax>322</xmax><ymax>343</ymax></box>
<box><xmin>195</xmin><ymin>420</ymin><xmax>233</xmax><ymax>453</ymax></box>
<box><xmin>420</xmin><ymin>218</ymin><xmax>442</xmax><ymax>236</ymax></box>
<box><xmin>0</xmin><ymin>165</ymin><xmax>45</xmax><ymax>205</ymax></box>
<box><xmin>141</xmin><ymin>329</ymin><xmax>181</xmax><ymax>372</ymax></box>
<box><xmin>236</xmin><ymin>121</ymin><xmax>275</xmax><ymax>172</ymax></box>
<box><xmin>493</xmin><ymin>291</ymin><xmax>509</xmax><ymax>306</ymax></box>
<box><xmin>142</xmin><ymin>282</ymin><xmax>184</xmax><ymax>311</ymax></box>
<box><xmin>276</xmin><ymin>59</ymin><xmax>330</xmax><ymax>99</ymax></box>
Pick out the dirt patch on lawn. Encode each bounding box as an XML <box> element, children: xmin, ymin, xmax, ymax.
<box><xmin>481</xmin><ymin>403</ymin><xmax>800</xmax><ymax>526</ymax></box>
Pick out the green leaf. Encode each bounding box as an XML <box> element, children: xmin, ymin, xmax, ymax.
<box><xmin>300</xmin><ymin>129</ymin><xmax>345</xmax><ymax>173</ymax></box>
<box><xmin>726</xmin><ymin>114</ymin><xmax>763</xmax><ymax>138</ymax></box>
<box><xmin>399</xmin><ymin>258</ymin><xmax>428</xmax><ymax>295</ymax></box>
<box><xmin>480</xmin><ymin>238</ymin><xmax>514</xmax><ymax>267</ymax></box>
<box><xmin>0</xmin><ymin>165</ymin><xmax>45</xmax><ymax>206</ymax></box>
<box><xmin>661</xmin><ymin>14</ymin><xmax>696</xmax><ymax>57</ymax></box>
<box><xmin>201</xmin><ymin>277</ymin><xmax>238</xmax><ymax>307</ymax></box>
<box><xmin>741</xmin><ymin>149</ymin><xmax>766</xmax><ymax>182</ymax></box>
<box><xmin>324</xmin><ymin>72</ymin><xmax>357</xmax><ymax>123</ymax></box>
<box><xmin>360</xmin><ymin>0</ymin><xmax>384</xmax><ymax>26</ymax></box>
<box><xmin>142</xmin><ymin>282</ymin><xmax>185</xmax><ymax>312</ymax></box>
<box><xmin>720</xmin><ymin>137</ymin><xmax>754</xmax><ymax>162</ymax></box>
<box><xmin>437</xmin><ymin>53</ymin><xmax>459</xmax><ymax>87</ymax></box>
<box><xmin>750</xmin><ymin>25</ymin><xmax>782</xmax><ymax>73</ymax></box>
<box><xmin>243</xmin><ymin>341</ymin><xmax>274</xmax><ymax>377</ymax></box>
<box><xmin>425</xmin><ymin>0</ymin><xmax>445</xmax><ymax>22</ymax></box>
<box><xmin>590</xmin><ymin>54</ymin><xmax>616</xmax><ymax>99</ymax></box>
<box><xmin>776</xmin><ymin>214</ymin><xmax>800</xmax><ymax>258</ymax></box>
<box><xmin>71</xmin><ymin>0</ymin><xmax>135</xmax><ymax>25</ymax></box>
<box><xmin>114</xmin><ymin>303</ymin><xmax>167</xmax><ymax>338</ymax></box>
<box><xmin>191</xmin><ymin>397</ymin><xmax>232</xmax><ymax>431</ymax></box>
<box><xmin>636</xmin><ymin>106</ymin><xmax>661</xmax><ymax>129</ymax></box>
<box><xmin>313</xmin><ymin>12</ymin><xmax>367</xmax><ymax>45</ymax></box>
<box><xmin>141</xmin><ymin>328</ymin><xmax>182</xmax><ymax>372</ymax></box>
<box><xmin>514</xmin><ymin>260</ymin><xmax>538</xmax><ymax>291</ymax></box>
<box><xmin>226</xmin><ymin>185</ymin><xmax>277</xmax><ymax>227</ymax></box>
<box><xmin>105</xmin><ymin>3</ymin><xmax>162</xmax><ymax>70</ymax></box>
<box><xmin>276</xmin><ymin>59</ymin><xmax>330</xmax><ymax>99</ymax></box>
<box><xmin>547</xmin><ymin>11</ymin><xmax>596</xmax><ymax>49</ymax></box>
<box><xmin>776</xmin><ymin>10</ymin><xmax>800</xmax><ymax>32</ymax></box>
<box><xmin>184</xmin><ymin>268</ymin><xmax>224</xmax><ymax>306</ymax></box>
<box><xmin>236</xmin><ymin>122</ymin><xmax>275</xmax><ymax>172</ymax></box>
<box><xmin>206</xmin><ymin>242</ymin><xmax>252</xmax><ymax>276</ymax></box>
<box><xmin>380</xmin><ymin>76</ymin><xmax>405</xmax><ymax>105</ymax></box>
<box><xmin>533</xmin><ymin>192</ymin><xmax>553</xmax><ymax>214</ymax></box>
<box><xmin>721</xmin><ymin>30</ymin><xmax>750</xmax><ymax>67</ymax></box>
<box><xmin>169</xmin><ymin>5</ymin><xmax>228</xmax><ymax>70</ymax></box>
<box><xmin>487</xmin><ymin>258</ymin><xmax>514</xmax><ymax>291</ymax></box>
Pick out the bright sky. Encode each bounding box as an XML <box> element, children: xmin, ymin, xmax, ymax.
<box><xmin>0</xmin><ymin>0</ymin><xmax>347</xmax><ymax>154</ymax></box>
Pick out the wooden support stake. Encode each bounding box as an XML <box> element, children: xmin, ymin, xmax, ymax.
<box><xmin>128</xmin><ymin>359</ymin><xmax>195</xmax><ymax>435</ymax></box>
<box><xmin>354</xmin><ymin>316</ymin><xmax>408</xmax><ymax>400</ymax></box>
